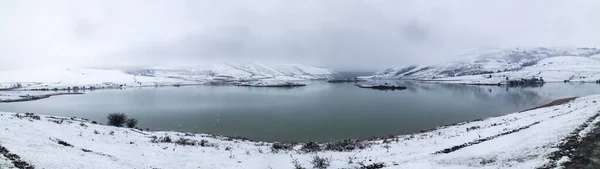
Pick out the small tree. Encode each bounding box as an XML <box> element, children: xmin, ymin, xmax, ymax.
<box><xmin>107</xmin><ymin>113</ymin><xmax>127</xmax><ymax>127</ymax></box>
<box><xmin>125</xmin><ymin>118</ymin><xmax>138</xmax><ymax>128</ymax></box>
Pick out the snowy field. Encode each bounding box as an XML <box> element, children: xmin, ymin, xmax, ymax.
<box><xmin>1</xmin><ymin>95</ymin><xmax>599</xmax><ymax>168</ymax></box>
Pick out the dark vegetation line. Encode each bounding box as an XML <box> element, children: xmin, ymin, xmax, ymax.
<box><xmin>0</xmin><ymin>144</ymin><xmax>34</xmax><ymax>169</ymax></box>
<box><xmin>520</xmin><ymin>97</ymin><xmax>578</xmax><ymax>112</ymax></box>
<box><xmin>50</xmin><ymin>137</ymin><xmax>117</xmax><ymax>160</ymax></box>
<box><xmin>435</xmin><ymin>101</ymin><xmax>586</xmax><ymax>155</ymax></box>
<box><xmin>561</xmin><ymin>115</ymin><xmax>600</xmax><ymax>169</ymax></box>
<box><xmin>434</xmin><ymin>121</ymin><xmax>541</xmax><ymax>154</ymax></box>
<box><xmin>538</xmin><ymin>112</ymin><xmax>600</xmax><ymax>169</ymax></box>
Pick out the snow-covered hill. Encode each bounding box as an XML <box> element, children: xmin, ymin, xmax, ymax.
<box><xmin>0</xmin><ymin>63</ymin><xmax>338</xmax><ymax>90</ymax></box>
<box><xmin>367</xmin><ymin>47</ymin><xmax>600</xmax><ymax>81</ymax></box>
<box><xmin>437</xmin><ymin>56</ymin><xmax>600</xmax><ymax>84</ymax></box>
<box><xmin>128</xmin><ymin>63</ymin><xmax>338</xmax><ymax>82</ymax></box>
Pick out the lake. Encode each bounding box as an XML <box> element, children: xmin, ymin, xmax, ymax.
<box><xmin>1</xmin><ymin>81</ymin><xmax>600</xmax><ymax>142</ymax></box>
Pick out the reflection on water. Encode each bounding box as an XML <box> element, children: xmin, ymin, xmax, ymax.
<box><xmin>1</xmin><ymin>82</ymin><xmax>599</xmax><ymax>142</ymax></box>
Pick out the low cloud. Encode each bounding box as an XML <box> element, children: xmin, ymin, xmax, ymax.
<box><xmin>1</xmin><ymin>0</ymin><xmax>600</xmax><ymax>71</ymax></box>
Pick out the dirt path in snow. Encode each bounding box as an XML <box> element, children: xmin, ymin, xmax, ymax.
<box><xmin>559</xmin><ymin>115</ymin><xmax>600</xmax><ymax>169</ymax></box>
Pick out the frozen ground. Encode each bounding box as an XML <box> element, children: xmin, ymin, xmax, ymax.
<box><xmin>1</xmin><ymin>95</ymin><xmax>600</xmax><ymax>168</ymax></box>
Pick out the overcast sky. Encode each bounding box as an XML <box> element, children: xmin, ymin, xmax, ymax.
<box><xmin>1</xmin><ymin>0</ymin><xmax>600</xmax><ymax>71</ymax></box>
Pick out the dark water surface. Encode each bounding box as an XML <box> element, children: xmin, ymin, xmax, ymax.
<box><xmin>1</xmin><ymin>81</ymin><xmax>599</xmax><ymax>142</ymax></box>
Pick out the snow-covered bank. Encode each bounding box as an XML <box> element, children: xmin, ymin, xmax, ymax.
<box><xmin>1</xmin><ymin>95</ymin><xmax>600</xmax><ymax>168</ymax></box>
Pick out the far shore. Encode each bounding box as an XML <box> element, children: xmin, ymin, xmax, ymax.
<box><xmin>0</xmin><ymin>92</ymin><xmax>84</xmax><ymax>103</ymax></box>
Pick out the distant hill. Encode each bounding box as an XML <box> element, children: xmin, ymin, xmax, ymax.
<box><xmin>365</xmin><ymin>47</ymin><xmax>600</xmax><ymax>84</ymax></box>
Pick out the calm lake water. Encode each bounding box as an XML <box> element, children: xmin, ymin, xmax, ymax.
<box><xmin>1</xmin><ymin>81</ymin><xmax>600</xmax><ymax>142</ymax></box>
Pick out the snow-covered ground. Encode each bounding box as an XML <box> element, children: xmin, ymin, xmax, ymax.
<box><xmin>0</xmin><ymin>63</ymin><xmax>338</xmax><ymax>91</ymax></box>
<box><xmin>435</xmin><ymin>56</ymin><xmax>600</xmax><ymax>85</ymax></box>
<box><xmin>1</xmin><ymin>95</ymin><xmax>599</xmax><ymax>168</ymax></box>
<box><xmin>364</xmin><ymin>47</ymin><xmax>600</xmax><ymax>85</ymax></box>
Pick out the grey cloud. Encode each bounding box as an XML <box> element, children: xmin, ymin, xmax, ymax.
<box><xmin>2</xmin><ymin>0</ymin><xmax>600</xmax><ymax>71</ymax></box>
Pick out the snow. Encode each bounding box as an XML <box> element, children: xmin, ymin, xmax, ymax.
<box><xmin>368</xmin><ymin>47</ymin><xmax>600</xmax><ymax>80</ymax></box>
<box><xmin>0</xmin><ymin>63</ymin><xmax>337</xmax><ymax>91</ymax></box>
<box><xmin>1</xmin><ymin>95</ymin><xmax>600</xmax><ymax>168</ymax></box>
<box><xmin>437</xmin><ymin>56</ymin><xmax>600</xmax><ymax>84</ymax></box>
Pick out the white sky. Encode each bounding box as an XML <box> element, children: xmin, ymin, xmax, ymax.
<box><xmin>1</xmin><ymin>0</ymin><xmax>600</xmax><ymax>71</ymax></box>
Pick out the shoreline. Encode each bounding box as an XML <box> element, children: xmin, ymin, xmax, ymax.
<box><xmin>0</xmin><ymin>84</ymin><xmax>589</xmax><ymax>142</ymax></box>
<box><xmin>0</xmin><ymin>92</ymin><xmax>84</xmax><ymax>103</ymax></box>
<box><xmin>1</xmin><ymin>95</ymin><xmax>599</xmax><ymax>168</ymax></box>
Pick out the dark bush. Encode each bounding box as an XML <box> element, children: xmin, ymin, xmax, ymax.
<box><xmin>57</xmin><ymin>140</ymin><xmax>73</xmax><ymax>147</ymax></box>
<box><xmin>175</xmin><ymin>138</ymin><xmax>196</xmax><ymax>146</ymax></box>
<box><xmin>107</xmin><ymin>113</ymin><xmax>127</xmax><ymax>127</ymax></box>
<box><xmin>271</xmin><ymin>142</ymin><xmax>294</xmax><ymax>152</ymax></box>
<box><xmin>125</xmin><ymin>118</ymin><xmax>138</xmax><ymax>128</ymax></box>
<box><xmin>360</xmin><ymin>162</ymin><xmax>385</xmax><ymax>169</ymax></box>
<box><xmin>324</xmin><ymin>139</ymin><xmax>369</xmax><ymax>152</ymax></box>
<box><xmin>301</xmin><ymin>141</ymin><xmax>321</xmax><ymax>153</ymax></box>
<box><xmin>290</xmin><ymin>155</ymin><xmax>305</xmax><ymax>169</ymax></box>
<box><xmin>150</xmin><ymin>136</ymin><xmax>172</xmax><ymax>143</ymax></box>
<box><xmin>310</xmin><ymin>155</ymin><xmax>331</xmax><ymax>169</ymax></box>
<box><xmin>160</xmin><ymin>136</ymin><xmax>172</xmax><ymax>143</ymax></box>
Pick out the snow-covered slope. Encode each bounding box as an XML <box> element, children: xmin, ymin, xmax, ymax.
<box><xmin>368</xmin><ymin>47</ymin><xmax>600</xmax><ymax>80</ymax></box>
<box><xmin>1</xmin><ymin>95</ymin><xmax>599</xmax><ymax>168</ymax></box>
<box><xmin>0</xmin><ymin>63</ymin><xmax>338</xmax><ymax>90</ymax></box>
<box><xmin>127</xmin><ymin>63</ymin><xmax>338</xmax><ymax>82</ymax></box>
<box><xmin>439</xmin><ymin>56</ymin><xmax>600</xmax><ymax>84</ymax></box>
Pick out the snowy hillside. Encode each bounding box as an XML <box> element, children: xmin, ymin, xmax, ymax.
<box><xmin>127</xmin><ymin>63</ymin><xmax>338</xmax><ymax>82</ymax></box>
<box><xmin>438</xmin><ymin>56</ymin><xmax>600</xmax><ymax>84</ymax></box>
<box><xmin>0</xmin><ymin>63</ymin><xmax>338</xmax><ymax>90</ymax></box>
<box><xmin>1</xmin><ymin>95</ymin><xmax>599</xmax><ymax>168</ymax></box>
<box><xmin>367</xmin><ymin>47</ymin><xmax>600</xmax><ymax>80</ymax></box>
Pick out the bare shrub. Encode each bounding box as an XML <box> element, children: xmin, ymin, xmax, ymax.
<box><xmin>359</xmin><ymin>162</ymin><xmax>385</xmax><ymax>169</ymax></box>
<box><xmin>198</xmin><ymin>139</ymin><xmax>218</xmax><ymax>147</ymax></box>
<box><xmin>271</xmin><ymin>142</ymin><xmax>294</xmax><ymax>152</ymax></box>
<box><xmin>300</xmin><ymin>141</ymin><xmax>321</xmax><ymax>153</ymax></box>
<box><xmin>107</xmin><ymin>113</ymin><xmax>127</xmax><ymax>127</ymax></box>
<box><xmin>125</xmin><ymin>118</ymin><xmax>138</xmax><ymax>128</ymax></box>
<box><xmin>310</xmin><ymin>155</ymin><xmax>331</xmax><ymax>169</ymax></box>
<box><xmin>290</xmin><ymin>155</ymin><xmax>305</xmax><ymax>169</ymax></box>
<box><xmin>175</xmin><ymin>138</ymin><xmax>196</xmax><ymax>146</ymax></box>
<box><xmin>160</xmin><ymin>136</ymin><xmax>172</xmax><ymax>143</ymax></box>
<box><xmin>324</xmin><ymin>139</ymin><xmax>369</xmax><ymax>152</ymax></box>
